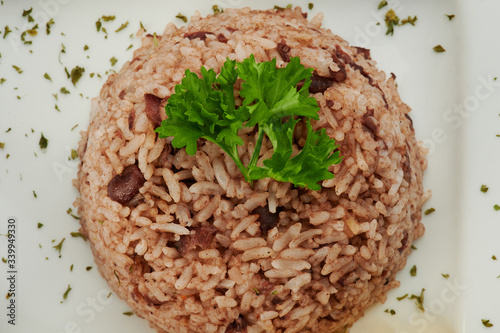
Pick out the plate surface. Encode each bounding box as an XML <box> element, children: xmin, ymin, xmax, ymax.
<box><xmin>0</xmin><ymin>0</ymin><xmax>499</xmax><ymax>332</ymax></box>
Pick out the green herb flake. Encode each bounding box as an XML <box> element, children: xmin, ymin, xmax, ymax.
<box><xmin>44</xmin><ymin>73</ymin><xmax>52</xmax><ymax>82</ymax></box>
<box><xmin>140</xmin><ymin>21</ymin><xmax>146</xmax><ymax>31</ymax></box>
<box><xmin>86</xmin><ymin>266</ymin><xmax>93</xmax><ymax>271</ymax></box>
<box><xmin>492</xmin><ymin>255</ymin><xmax>497</xmax><ymax>260</ymax></box>
<box><xmin>153</xmin><ymin>32</ymin><xmax>159</xmax><ymax>48</ymax></box>
<box><xmin>60</xmin><ymin>87</ymin><xmax>70</xmax><ymax>94</ymax></box>
<box><xmin>71</xmin><ymin>124</ymin><xmax>79</xmax><ymax>131</ymax></box>
<box><xmin>0</xmin><ymin>78</ymin><xmax>5</xmax><ymax>84</ymax></box>
<box><xmin>22</xmin><ymin>7</ymin><xmax>33</xmax><ymax>17</ymax></box>
<box><xmin>70</xmin><ymin>149</ymin><xmax>78</xmax><ymax>160</ymax></box>
<box><xmin>213</xmin><ymin>5</ymin><xmax>222</xmax><ymax>14</ymax></box>
<box><xmin>114</xmin><ymin>269</ymin><xmax>121</xmax><ymax>285</ymax></box>
<box><xmin>66</xmin><ymin>208</ymin><xmax>81</xmax><ymax>220</ymax></box>
<box><xmin>39</xmin><ymin>133</ymin><xmax>48</xmax><ymax>149</ymax></box>
<box><xmin>2</xmin><ymin>257</ymin><xmax>6</xmax><ymax>263</ymax></box>
<box><xmin>83</xmin><ymin>45</ymin><xmax>89</xmax><ymax>51</ymax></box>
<box><xmin>396</xmin><ymin>294</ymin><xmax>408</xmax><ymax>301</ymax></box>
<box><xmin>0</xmin><ymin>142</ymin><xmax>4</xmax><ymax>149</ymax></box>
<box><xmin>70</xmin><ymin>264</ymin><xmax>74</xmax><ymax>272</ymax></box>
<box><xmin>409</xmin><ymin>288</ymin><xmax>425</xmax><ymax>312</ymax></box>
<box><xmin>442</xmin><ymin>273</ymin><xmax>450</xmax><ymax>279</ymax></box>
<box><xmin>126</xmin><ymin>44</ymin><xmax>133</xmax><ymax>51</ymax></box>
<box><xmin>55</xmin><ymin>104</ymin><xmax>61</xmax><ymax>112</ymax></box>
<box><xmin>176</xmin><ymin>13</ymin><xmax>188</xmax><ymax>23</ymax></box>
<box><xmin>37</xmin><ymin>222</ymin><xmax>43</xmax><ymax>229</ymax></box>
<box><xmin>53</xmin><ymin>238</ymin><xmax>65</xmax><ymax>257</ymax></box>
<box><xmin>70</xmin><ymin>66</ymin><xmax>85</xmax><ymax>87</ymax></box>
<box><xmin>123</xmin><ymin>312</ymin><xmax>133</xmax><ymax>316</ymax></box>
<box><xmin>494</xmin><ymin>204</ymin><xmax>500</xmax><ymax>211</ymax></box>
<box><xmin>110</xmin><ymin>57</ymin><xmax>118</xmax><ymax>66</ymax></box>
<box><xmin>115</xmin><ymin>21</ymin><xmax>129</xmax><ymax>33</ymax></box>
<box><xmin>411</xmin><ymin>245</ymin><xmax>417</xmax><ymax>250</ymax></box>
<box><xmin>96</xmin><ymin>19</ymin><xmax>102</xmax><ymax>32</ymax></box>
<box><xmin>446</xmin><ymin>14</ymin><xmax>455</xmax><ymax>21</ymax></box>
<box><xmin>482</xmin><ymin>319</ymin><xmax>493</xmax><ymax>328</ymax></box>
<box><xmin>308</xmin><ymin>3</ymin><xmax>314</xmax><ymax>10</ymax></box>
<box><xmin>384</xmin><ymin>9</ymin><xmax>399</xmax><ymax>35</ymax></box>
<box><xmin>401</xmin><ymin>16</ymin><xmax>418</xmax><ymax>26</ymax></box>
<box><xmin>12</xmin><ymin>65</ymin><xmax>23</xmax><ymax>74</ymax></box>
<box><xmin>46</xmin><ymin>18</ymin><xmax>54</xmax><ymax>35</ymax></box>
<box><xmin>378</xmin><ymin>1</ymin><xmax>388</xmax><ymax>10</ymax></box>
<box><xmin>271</xmin><ymin>290</ymin><xmax>278</xmax><ymax>295</ymax></box>
<box><xmin>384</xmin><ymin>309</ymin><xmax>396</xmax><ymax>315</ymax></box>
<box><xmin>253</xmin><ymin>288</ymin><xmax>260</xmax><ymax>295</ymax></box>
<box><xmin>70</xmin><ymin>232</ymin><xmax>87</xmax><ymax>241</ymax></box>
<box><xmin>63</xmin><ymin>284</ymin><xmax>71</xmax><ymax>300</ymax></box>
<box><xmin>410</xmin><ymin>265</ymin><xmax>417</xmax><ymax>277</ymax></box>
<box><xmin>3</xmin><ymin>25</ymin><xmax>12</xmax><ymax>39</ymax></box>
<box><xmin>33</xmin><ymin>190</ymin><xmax>37</xmax><ymax>198</ymax></box>
<box><xmin>129</xmin><ymin>265</ymin><xmax>134</xmax><ymax>273</ymax></box>
<box><xmin>433</xmin><ymin>45</ymin><xmax>446</xmax><ymax>53</ymax></box>
<box><xmin>155</xmin><ymin>56</ymin><xmax>342</xmax><ymax>190</ymax></box>
<box><xmin>481</xmin><ymin>184</ymin><xmax>489</xmax><ymax>193</ymax></box>
<box><xmin>424</xmin><ymin>208</ymin><xmax>435</xmax><ymax>215</ymax></box>
<box><xmin>64</xmin><ymin>67</ymin><xmax>70</xmax><ymax>79</ymax></box>
<box><xmin>101</xmin><ymin>15</ymin><xmax>115</xmax><ymax>22</ymax></box>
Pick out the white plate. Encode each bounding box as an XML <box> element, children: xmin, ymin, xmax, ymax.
<box><xmin>1</xmin><ymin>0</ymin><xmax>499</xmax><ymax>332</ymax></box>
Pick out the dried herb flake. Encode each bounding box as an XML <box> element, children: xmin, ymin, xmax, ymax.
<box><xmin>123</xmin><ymin>312</ymin><xmax>133</xmax><ymax>316</ymax></box>
<box><xmin>482</xmin><ymin>319</ymin><xmax>493</xmax><ymax>328</ymax></box>
<box><xmin>308</xmin><ymin>3</ymin><xmax>314</xmax><ymax>10</ymax></box>
<box><xmin>442</xmin><ymin>273</ymin><xmax>450</xmax><ymax>279</ymax></box>
<box><xmin>446</xmin><ymin>14</ymin><xmax>455</xmax><ymax>21</ymax></box>
<box><xmin>44</xmin><ymin>73</ymin><xmax>52</xmax><ymax>82</ymax></box>
<box><xmin>37</xmin><ymin>222</ymin><xmax>43</xmax><ymax>229</ymax></box>
<box><xmin>384</xmin><ymin>309</ymin><xmax>396</xmax><ymax>315</ymax></box>
<box><xmin>46</xmin><ymin>18</ymin><xmax>54</xmax><ymax>35</ymax></box>
<box><xmin>101</xmin><ymin>15</ymin><xmax>115</xmax><ymax>22</ymax></box>
<box><xmin>410</xmin><ymin>265</ymin><xmax>417</xmax><ymax>277</ymax></box>
<box><xmin>70</xmin><ymin>66</ymin><xmax>85</xmax><ymax>86</ymax></box>
<box><xmin>53</xmin><ymin>238</ymin><xmax>65</xmax><ymax>257</ymax></box>
<box><xmin>433</xmin><ymin>45</ymin><xmax>446</xmax><ymax>53</ymax></box>
<box><xmin>481</xmin><ymin>184</ymin><xmax>489</xmax><ymax>193</ymax></box>
<box><xmin>115</xmin><ymin>21</ymin><xmax>129</xmax><ymax>33</ymax></box>
<box><xmin>12</xmin><ymin>65</ymin><xmax>23</xmax><ymax>74</ymax></box>
<box><xmin>39</xmin><ymin>133</ymin><xmax>48</xmax><ymax>149</ymax></box>
<box><xmin>110</xmin><ymin>57</ymin><xmax>118</xmax><ymax>66</ymax></box>
<box><xmin>424</xmin><ymin>208</ymin><xmax>435</xmax><ymax>215</ymax></box>
<box><xmin>176</xmin><ymin>13</ymin><xmax>187</xmax><ymax>23</ymax></box>
<box><xmin>70</xmin><ymin>232</ymin><xmax>87</xmax><ymax>241</ymax></box>
<box><xmin>3</xmin><ymin>25</ymin><xmax>12</xmax><ymax>39</ymax></box>
<box><xmin>378</xmin><ymin>1</ymin><xmax>388</xmax><ymax>10</ymax></box>
<box><xmin>409</xmin><ymin>288</ymin><xmax>425</xmax><ymax>312</ymax></box>
<box><xmin>60</xmin><ymin>87</ymin><xmax>70</xmax><ymax>94</ymax></box>
<box><xmin>63</xmin><ymin>285</ymin><xmax>71</xmax><ymax>300</ymax></box>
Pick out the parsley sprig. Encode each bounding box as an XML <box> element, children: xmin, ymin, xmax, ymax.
<box><xmin>155</xmin><ymin>55</ymin><xmax>342</xmax><ymax>190</ymax></box>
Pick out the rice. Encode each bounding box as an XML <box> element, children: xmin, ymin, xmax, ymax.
<box><xmin>74</xmin><ymin>6</ymin><xmax>428</xmax><ymax>333</ymax></box>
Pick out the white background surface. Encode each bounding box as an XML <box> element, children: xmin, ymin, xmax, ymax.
<box><xmin>0</xmin><ymin>0</ymin><xmax>499</xmax><ymax>332</ymax></box>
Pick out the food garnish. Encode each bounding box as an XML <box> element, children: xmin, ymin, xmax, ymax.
<box><xmin>482</xmin><ymin>319</ymin><xmax>494</xmax><ymax>328</ymax></box>
<box><xmin>433</xmin><ymin>45</ymin><xmax>446</xmax><ymax>53</ymax></box>
<box><xmin>424</xmin><ymin>207</ymin><xmax>435</xmax><ymax>215</ymax></box>
<box><xmin>39</xmin><ymin>133</ymin><xmax>48</xmax><ymax>149</ymax></box>
<box><xmin>155</xmin><ymin>56</ymin><xmax>342</xmax><ymax>190</ymax></box>
<box><xmin>481</xmin><ymin>184</ymin><xmax>489</xmax><ymax>193</ymax></box>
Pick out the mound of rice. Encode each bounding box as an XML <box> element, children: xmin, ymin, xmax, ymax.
<box><xmin>75</xmin><ymin>7</ymin><xmax>428</xmax><ymax>333</ymax></box>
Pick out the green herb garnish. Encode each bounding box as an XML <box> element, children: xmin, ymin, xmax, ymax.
<box><xmin>101</xmin><ymin>15</ymin><xmax>115</xmax><ymax>22</ymax></box>
<box><xmin>110</xmin><ymin>57</ymin><xmax>118</xmax><ymax>66</ymax></box>
<box><xmin>433</xmin><ymin>45</ymin><xmax>446</xmax><ymax>53</ymax></box>
<box><xmin>424</xmin><ymin>207</ymin><xmax>435</xmax><ymax>215</ymax></box>
<box><xmin>3</xmin><ymin>25</ymin><xmax>12</xmax><ymax>39</ymax></box>
<box><xmin>0</xmin><ymin>142</ymin><xmax>4</xmax><ymax>149</ymax></box>
<box><xmin>378</xmin><ymin>1</ymin><xmax>388</xmax><ymax>10</ymax></box>
<box><xmin>401</xmin><ymin>16</ymin><xmax>418</xmax><ymax>26</ymax></box>
<box><xmin>70</xmin><ymin>149</ymin><xmax>78</xmax><ymax>160</ymax></box>
<box><xmin>66</xmin><ymin>208</ymin><xmax>81</xmax><ymax>220</ymax></box>
<box><xmin>495</xmin><ymin>204</ymin><xmax>500</xmax><ymax>211</ymax></box>
<box><xmin>409</xmin><ymin>288</ymin><xmax>425</xmax><ymax>312</ymax></box>
<box><xmin>0</xmin><ymin>78</ymin><xmax>5</xmax><ymax>84</ymax></box>
<box><xmin>39</xmin><ymin>133</ymin><xmax>48</xmax><ymax>149</ymax></box>
<box><xmin>60</xmin><ymin>87</ymin><xmax>70</xmax><ymax>94</ymax></box>
<box><xmin>176</xmin><ymin>13</ymin><xmax>187</xmax><ymax>23</ymax></box>
<box><xmin>114</xmin><ymin>270</ymin><xmax>120</xmax><ymax>285</ymax></box>
<box><xmin>213</xmin><ymin>5</ymin><xmax>222</xmax><ymax>14</ymax></box>
<box><xmin>155</xmin><ymin>56</ymin><xmax>342</xmax><ymax>190</ymax></box>
<box><xmin>492</xmin><ymin>255</ymin><xmax>497</xmax><ymax>260</ymax></box>
<box><xmin>115</xmin><ymin>21</ymin><xmax>129</xmax><ymax>33</ymax></box>
<box><xmin>410</xmin><ymin>265</ymin><xmax>417</xmax><ymax>277</ymax></box>
<box><xmin>384</xmin><ymin>309</ymin><xmax>396</xmax><ymax>315</ymax></box>
<box><xmin>70</xmin><ymin>232</ymin><xmax>87</xmax><ymax>241</ymax></box>
<box><xmin>482</xmin><ymin>319</ymin><xmax>493</xmax><ymax>328</ymax></box>
<box><xmin>53</xmin><ymin>238</ymin><xmax>65</xmax><ymax>257</ymax></box>
<box><xmin>411</xmin><ymin>244</ymin><xmax>417</xmax><ymax>250</ymax></box>
<box><xmin>96</xmin><ymin>19</ymin><xmax>102</xmax><ymax>32</ymax></box>
<box><xmin>123</xmin><ymin>311</ymin><xmax>133</xmax><ymax>316</ymax></box>
<box><xmin>63</xmin><ymin>285</ymin><xmax>71</xmax><ymax>300</ymax></box>
<box><xmin>308</xmin><ymin>3</ymin><xmax>314</xmax><ymax>10</ymax></box>
<box><xmin>46</xmin><ymin>18</ymin><xmax>54</xmax><ymax>35</ymax></box>
<box><xmin>86</xmin><ymin>266</ymin><xmax>92</xmax><ymax>271</ymax></box>
<box><xmin>481</xmin><ymin>184</ymin><xmax>489</xmax><ymax>193</ymax></box>
<box><xmin>446</xmin><ymin>14</ymin><xmax>455</xmax><ymax>21</ymax></box>
<box><xmin>33</xmin><ymin>190</ymin><xmax>37</xmax><ymax>198</ymax></box>
<box><xmin>396</xmin><ymin>294</ymin><xmax>408</xmax><ymax>301</ymax></box>
<box><xmin>37</xmin><ymin>222</ymin><xmax>43</xmax><ymax>229</ymax></box>
<box><xmin>44</xmin><ymin>73</ymin><xmax>52</xmax><ymax>82</ymax></box>
<box><xmin>70</xmin><ymin>66</ymin><xmax>85</xmax><ymax>86</ymax></box>
<box><xmin>384</xmin><ymin>9</ymin><xmax>399</xmax><ymax>35</ymax></box>
<box><xmin>12</xmin><ymin>65</ymin><xmax>23</xmax><ymax>74</ymax></box>
<box><xmin>442</xmin><ymin>273</ymin><xmax>450</xmax><ymax>279</ymax></box>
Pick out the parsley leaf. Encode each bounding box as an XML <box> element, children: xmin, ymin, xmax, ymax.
<box><xmin>155</xmin><ymin>56</ymin><xmax>342</xmax><ymax>190</ymax></box>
